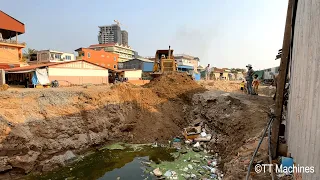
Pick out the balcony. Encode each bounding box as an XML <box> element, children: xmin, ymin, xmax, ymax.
<box><xmin>0</xmin><ymin>39</ymin><xmax>26</xmax><ymax>48</ymax></box>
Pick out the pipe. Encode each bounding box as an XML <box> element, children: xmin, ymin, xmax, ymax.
<box><xmin>246</xmin><ymin>113</ymin><xmax>275</xmax><ymax>180</ymax></box>
<box><xmin>268</xmin><ymin>118</ymin><xmax>275</xmax><ymax>180</ymax></box>
<box><xmin>168</xmin><ymin>45</ymin><xmax>171</xmax><ymax>59</ymax></box>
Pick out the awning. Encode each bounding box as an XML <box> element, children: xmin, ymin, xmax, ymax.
<box><xmin>178</xmin><ymin>65</ymin><xmax>194</xmax><ymax>69</ymax></box>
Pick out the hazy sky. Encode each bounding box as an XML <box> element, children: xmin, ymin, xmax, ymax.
<box><xmin>2</xmin><ymin>0</ymin><xmax>287</xmax><ymax>70</ymax></box>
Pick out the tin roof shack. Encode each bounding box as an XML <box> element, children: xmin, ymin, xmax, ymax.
<box><xmin>5</xmin><ymin>60</ymin><xmax>109</xmax><ymax>87</ymax></box>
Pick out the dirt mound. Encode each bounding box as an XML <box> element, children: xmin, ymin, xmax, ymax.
<box><xmin>144</xmin><ymin>72</ymin><xmax>206</xmax><ymax>100</ymax></box>
<box><xmin>0</xmin><ymin>84</ymin><xmax>9</xmax><ymax>91</ymax></box>
<box><xmin>200</xmin><ymin>80</ymin><xmax>241</xmax><ymax>92</ymax></box>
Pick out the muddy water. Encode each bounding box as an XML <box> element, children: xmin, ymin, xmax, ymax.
<box><xmin>25</xmin><ymin>145</ymin><xmax>176</xmax><ymax>180</ymax></box>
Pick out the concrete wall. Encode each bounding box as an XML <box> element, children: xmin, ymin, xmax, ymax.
<box><xmin>286</xmin><ymin>0</ymin><xmax>320</xmax><ymax>179</ymax></box>
<box><xmin>124</xmin><ymin>70</ymin><xmax>142</xmax><ymax>80</ymax></box>
<box><xmin>0</xmin><ymin>45</ymin><xmax>20</xmax><ymax>64</ymax></box>
<box><xmin>0</xmin><ymin>69</ymin><xmax>5</xmax><ymax>85</ymax></box>
<box><xmin>48</xmin><ymin>61</ymin><xmax>109</xmax><ymax>85</ymax></box>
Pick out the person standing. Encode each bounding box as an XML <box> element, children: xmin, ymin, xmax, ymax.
<box><xmin>252</xmin><ymin>74</ymin><xmax>260</xmax><ymax>95</ymax></box>
<box><xmin>245</xmin><ymin>64</ymin><xmax>254</xmax><ymax>94</ymax></box>
<box><xmin>24</xmin><ymin>76</ymin><xmax>29</xmax><ymax>88</ymax></box>
<box><xmin>205</xmin><ymin>64</ymin><xmax>210</xmax><ymax>81</ymax></box>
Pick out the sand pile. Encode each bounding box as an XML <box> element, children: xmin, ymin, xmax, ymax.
<box><xmin>144</xmin><ymin>72</ymin><xmax>206</xmax><ymax>99</ymax></box>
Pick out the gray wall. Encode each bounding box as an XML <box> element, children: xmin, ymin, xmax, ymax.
<box><xmin>122</xmin><ymin>59</ymin><xmax>143</xmax><ymax>70</ymax></box>
<box><xmin>286</xmin><ymin>0</ymin><xmax>320</xmax><ymax>179</ymax></box>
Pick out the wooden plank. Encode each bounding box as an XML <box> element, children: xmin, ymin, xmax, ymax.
<box><xmin>271</xmin><ymin>0</ymin><xmax>294</xmax><ymax>158</ymax></box>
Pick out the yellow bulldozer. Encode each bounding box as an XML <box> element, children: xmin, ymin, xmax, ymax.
<box><xmin>151</xmin><ymin>46</ymin><xmax>177</xmax><ymax>77</ymax></box>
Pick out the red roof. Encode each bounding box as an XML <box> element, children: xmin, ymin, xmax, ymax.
<box><xmin>5</xmin><ymin>60</ymin><xmax>109</xmax><ymax>72</ymax></box>
<box><xmin>0</xmin><ymin>63</ymin><xmax>20</xmax><ymax>69</ymax></box>
<box><xmin>89</xmin><ymin>43</ymin><xmax>117</xmax><ymax>48</ymax></box>
<box><xmin>0</xmin><ymin>10</ymin><xmax>25</xmax><ymax>38</ymax></box>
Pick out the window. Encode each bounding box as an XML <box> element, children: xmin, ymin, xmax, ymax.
<box><xmin>108</xmin><ymin>64</ymin><xmax>110</xmax><ymax>67</ymax></box>
<box><xmin>114</xmin><ymin>65</ymin><xmax>117</xmax><ymax>69</ymax></box>
<box><xmin>114</xmin><ymin>57</ymin><xmax>116</xmax><ymax>61</ymax></box>
<box><xmin>88</xmin><ymin>52</ymin><xmax>91</xmax><ymax>58</ymax></box>
<box><xmin>55</xmin><ymin>54</ymin><xmax>61</xmax><ymax>59</ymax></box>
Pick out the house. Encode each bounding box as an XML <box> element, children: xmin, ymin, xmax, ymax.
<box><xmin>235</xmin><ymin>72</ymin><xmax>244</xmax><ymax>80</ymax></box>
<box><xmin>262</xmin><ymin>66</ymin><xmax>279</xmax><ymax>80</ymax></box>
<box><xmin>75</xmin><ymin>48</ymin><xmax>119</xmax><ymax>70</ymax></box>
<box><xmin>212</xmin><ymin>67</ymin><xmax>230</xmax><ymax>80</ymax></box>
<box><xmin>120</xmin><ymin>58</ymin><xmax>154</xmax><ymax>72</ymax></box>
<box><xmin>174</xmin><ymin>54</ymin><xmax>199</xmax><ymax>73</ymax></box>
<box><xmin>28</xmin><ymin>50</ymin><xmax>75</xmax><ymax>64</ymax></box>
<box><xmin>0</xmin><ymin>10</ymin><xmax>26</xmax><ymax>69</ymax></box>
<box><xmin>5</xmin><ymin>60</ymin><xmax>110</xmax><ymax>86</ymax></box>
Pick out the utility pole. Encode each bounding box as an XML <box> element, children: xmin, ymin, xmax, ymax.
<box><xmin>271</xmin><ymin>0</ymin><xmax>294</xmax><ymax>158</ymax></box>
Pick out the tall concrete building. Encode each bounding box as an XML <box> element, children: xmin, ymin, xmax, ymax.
<box><xmin>98</xmin><ymin>24</ymin><xmax>129</xmax><ymax>45</ymax></box>
<box><xmin>98</xmin><ymin>24</ymin><xmax>122</xmax><ymax>44</ymax></box>
<box><xmin>121</xmin><ymin>30</ymin><xmax>128</xmax><ymax>46</ymax></box>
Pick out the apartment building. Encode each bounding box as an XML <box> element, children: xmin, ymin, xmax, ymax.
<box><xmin>88</xmin><ymin>43</ymin><xmax>134</xmax><ymax>68</ymax></box>
<box><xmin>121</xmin><ymin>30</ymin><xmax>128</xmax><ymax>46</ymax></box>
<box><xmin>98</xmin><ymin>24</ymin><xmax>129</xmax><ymax>46</ymax></box>
<box><xmin>75</xmin><ymin>48</ymin><xmax>119</xmax><ymax>70</ymax></box>
<box><xmin>0</xmin><ymin>10</ymin><xmax>26</xmax><ymax>69</ymax></box>
<box><xmin>28</xmin><ymin>50</ymin><xmax>75</xmax><ymax>64</ymax></box>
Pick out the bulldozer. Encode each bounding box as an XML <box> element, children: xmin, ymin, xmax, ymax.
<box><xmin>151</xmin><ymin>46</ymin><xmax>177</xmax><ymax>77</ymax></box>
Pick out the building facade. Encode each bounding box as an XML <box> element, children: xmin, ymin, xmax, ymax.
<box><xmin>88</xmin><ymin>43</ymin><xmax>134</xmax><ymax>65</ymax></box>
<box><xmin>5</xmin><ymin>60</ymin><xmax>109</xmax><ymax>86</ymax></box>
<box><xmin>98</xmin><ymin>24</ymin><xmax>122</xmax><ymax>44</ymax></box>
<box><xmin>174</xmin><ymin>54</ymin><xmax>200</xmax><ymax>72</ymax></box>
<box><xmin>0</xmin><ymin>10</ymin><xmax>26</xmax><ymax>69</ymax></box>
<box><xmin>28</xmin><ymin>50</ymin><xmax>75</xmax><ymax>64</ymax></box>
<box><xmin>75</xmin><ymin>48</ymin><xmax>119</xmax><ymax>70</ymax></box>
<box><xmin>121</xmin><ymin>30</ymin><xmax>128</xmax><ymax>46</ymax></box>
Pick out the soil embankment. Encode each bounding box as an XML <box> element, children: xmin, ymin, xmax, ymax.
<box><xmin>0</xmin><ymin>72</ymin><xmax>205</xmax><ymax>179</ymax></box>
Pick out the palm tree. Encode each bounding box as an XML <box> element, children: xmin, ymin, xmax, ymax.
<box><xmin>22</xmin><ymin>48</ymin><xmax>37</xmax><ymax>62</ymax></box>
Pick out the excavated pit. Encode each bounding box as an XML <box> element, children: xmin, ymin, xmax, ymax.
<box><xmin>0</xmin><ymin>72</ymin><xmax>206</xmax><ymax>179</ymax></box>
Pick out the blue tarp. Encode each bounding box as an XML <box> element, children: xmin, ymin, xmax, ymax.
<box><xmin>31</xmin><ymin>71</ymin><xmax>38</xmax><ymax>85</ymax></box>
<box><xmin>193</xmin><ymin>73</ymin><xmax>201</xmax><ymax>81</ymax></box>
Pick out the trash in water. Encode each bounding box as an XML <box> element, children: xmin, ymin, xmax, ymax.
<box><xmin>153</xmin><ymin>168</ymin><xmax>162</xmax><ymax>177</ymax></box>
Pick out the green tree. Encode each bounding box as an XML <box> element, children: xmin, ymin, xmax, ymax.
<box><xmin>22</xmin><ymin>48</ymin><xmax>37</xmax><ymax>62</ymax></box>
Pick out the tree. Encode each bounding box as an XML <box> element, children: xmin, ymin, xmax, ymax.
<box><xmin>22</xmin><ymin>48</ymin><xmax>37</xmax><ymax>62</ymax></box>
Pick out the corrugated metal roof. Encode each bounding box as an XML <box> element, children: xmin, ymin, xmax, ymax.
<box><xmin>5</xmin><ymin>60</ymin><xmax>109</xmax><ymax>72</ymax></box>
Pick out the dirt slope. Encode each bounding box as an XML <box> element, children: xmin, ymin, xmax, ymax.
<box><xmin>0</xmin><ymin>72</ymin><xmax>205</xmax><ymax>179</ymax></box>
<box><xmin>186</xmin><ymin>91</ymin><xmax>274</xmax><ymax>179</ymax></box>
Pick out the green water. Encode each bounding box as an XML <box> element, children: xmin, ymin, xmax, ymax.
<box><xmin>24</xmin><ymin>144</ymin><xmax>176</xmax><ymax>180</ymax></box>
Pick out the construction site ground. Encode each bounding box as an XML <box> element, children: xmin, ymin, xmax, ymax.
<box><xmin>0</xmin><ymin>73</ymin><xmax>276</xmax><ymax>179</ymax></box>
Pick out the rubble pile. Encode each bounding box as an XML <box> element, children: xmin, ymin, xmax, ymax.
<box><xmin>143</xmin><ymin>120</ymin><xmax>224</xmax><ymax>179</ymax></box>
<box><xmin>186</xmin><ymin>91</ymin><xmax>273</xmax><ymax>179</ymax></box>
